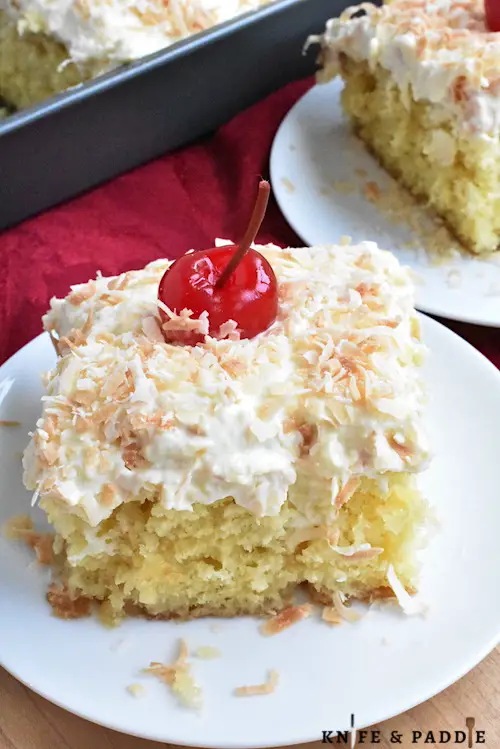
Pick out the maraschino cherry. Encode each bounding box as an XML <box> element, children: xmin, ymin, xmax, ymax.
<box><xmin>158</xmin><ymin>180</ymin><xmax>278</xmax><ymax>345</ymax></box>
<box><xmin>485</xmin><ymin>0</ymin><xmax>500</xmax><ymax>31</ymax></box>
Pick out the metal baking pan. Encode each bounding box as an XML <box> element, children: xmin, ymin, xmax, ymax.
<box><xmin>0</xmin><ymin>0</ymin><xmax>341</xmax><ymax>230</ymax></box>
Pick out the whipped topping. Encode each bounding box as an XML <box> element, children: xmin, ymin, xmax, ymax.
<box><xmin>23</xmin><ymin>242</ymin><xmax>429</xmax><ymax>530</ymax></box>
<box><xmin>1</xmin><ymin>0</ymin><xmax>270</xmax><ymax>65</ymax></box>
<box><xmin>310</xmin><ymin>0</ymin><xmax>500</xmax><ymax>137</ymax></box>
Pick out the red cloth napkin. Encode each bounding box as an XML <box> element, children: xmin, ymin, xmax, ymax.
<box><xmin>1</xmin><ymin>78</ymin><xmax>499</xmax><ymax>368</ymax></box>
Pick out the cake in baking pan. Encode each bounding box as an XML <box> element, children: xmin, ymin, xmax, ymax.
<box><xmin>0</xmin><ymin>0</ymin><xmax>273</xmax><ymax>109</ymax></box>
<box><xmin>23</xmin><ymin>225</ymin><xmax>430</xmax><ymax>622</ymax></box>
<box><xmin>310</xmin><ymin>0</ymin><xmax>500</xmax><ymax>254</ymax></box>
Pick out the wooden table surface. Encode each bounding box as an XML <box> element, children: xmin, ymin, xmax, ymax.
<box><xmin>1</xmin><ymin>647</ymin><xmax>499</xmax><ymax>749</ymax></box>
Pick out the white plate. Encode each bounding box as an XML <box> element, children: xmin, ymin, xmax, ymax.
<box><xmin>1</xmin><ymin>323</ymin><xmax>500</xmax><ymax>748</ymax></box>
<box><xmin>270</xmin><ymin>78</ymin><xmax>500</xmax><ymax>328</ymax></box>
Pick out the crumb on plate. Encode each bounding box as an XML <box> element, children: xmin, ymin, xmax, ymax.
<box><xmin>281</xmin><ymin>177</ymin><xmax>296</xmax><ymax>194</ymax></box>
<box><xmin>127</xmin><ymin>683</ymin><xmax>146</xmax><ymax>698</ymax></box>
<box><xmin>46</xmin><ymin>583</ymin><xmax>91</xmax><ymax>620</ymax></box>
<box><xmin>144</xmin><ymin>638</ymin><xmax>202</xmax><ymax>709</ymax></box>
<box><xmin>234</xmin><ymin>669</ymin><xmax>279</xmax><ymax>697</ymax></box>
<box><xmin>3</xmin><ymin>514</ymin><xmax>55</xmax><ymax>565</ymax></box>
<box><xmin>259</xmin><ymin>603</ymin><xmax>312</xmax><ymax>636</ymax></box>
<box><xmin>194</xmin><ymin>646</ymin><xmax>221</xmax><ymax>659</ymax></box>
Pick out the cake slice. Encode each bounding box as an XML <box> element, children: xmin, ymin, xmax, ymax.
<box><xmin>310</xmin><ymin>0</ymin><xmax>500</xmax><ymax>254</ymax></box>
<box><xmin>0</xmin><ymin>0</ymin><xmax>270</xmax><ymax>109</ymax></box>
<box><xmin>23</xmin><ymin>240</ymin><xmax>430</xmax><ymax>623</ymax></box>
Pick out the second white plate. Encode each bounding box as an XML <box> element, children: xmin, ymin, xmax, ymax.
<box><xmin>270</xmin><ymin>78</ymin><xmax>500</xmax><ymax>328</ymax></box>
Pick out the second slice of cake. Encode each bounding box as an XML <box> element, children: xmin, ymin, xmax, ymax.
<box><xmin>23</xmin><ymin>240</ymin><xmax>430</xmax><ymax>622</ymax></box>
<box><xmin>311</xmin><ymin>0</ymin><xmax>500</xmax><ymax>255</ymax></box>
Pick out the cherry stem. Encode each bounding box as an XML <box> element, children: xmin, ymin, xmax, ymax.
<box><xmin>215</xmin><ymin>180</ymin><xmax>271</xmax><ymax>289</ymax></box>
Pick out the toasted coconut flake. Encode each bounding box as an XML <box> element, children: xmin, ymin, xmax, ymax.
<box><xmin>298</xmin><ymin>423</ymin><xmax>318</xmax><ymax>457</ymax></box>
<box><xmin>332</xmin><ymin>591</ymin><xmax>361</xmax><ymax>623</ymax></box>
<box><xmin>101</xmin><ymin>368</ymin><xmax>128</xmax><ymax>399</ymax></box>
<box><xmin>388</xmin><ymin>435</ymin><xmax>413</xmax><ymax>461</ymax></box>
<box><xmin>30</xmin><ymin>486</ymin><xmax>41</xmax><ymax>507</ymax></box>
<box><xmin>95</xmin><ymin>332</ymin><xmax>115</xmax><ymax>344</ymax></box>
<box><xmin>217</xmin><ymin>319</ymin><xmax>241</xmax><ymax>341</ymax></box>
<box><xmin>281</xmin><ymin>177</ymin><xmax>296</xmax><ymax>194</ymax></box>
<box><xmin>68</xmin><ymin>281</ymin><xmax>96</xmax><ymax>305</ymax></box>
<box><xmin>329</xmin><ymin>542</ymin><xmax>383</xmax><ymax>560</ymax></box>
<box><xmin>74</xmin><ymin>415</ymin><xmax>90</xmax><ymax>433</ymax></box>
<box><xmin>42</xmin><ymin>441</ymin><xmax>59</xmax><ymax>466</ymax></box>
<box><xmin>175</xmin><ymin>638</ymin><xmax>189</xmax><ymax>666</ymax></box>
<box><xmin>260</xmin><ymin>604</ymin><xmax>312</xmax><ymax>636</ymax></box>
<box><xmin>46</xmin><ymin>584</ymin><xmax>91</xmax><ymax>619</ymax></box>
<box><xmin>98</xmin><ymin>293</ymin><xmax>122</xmax><ymax>307</ymax></box>
<box><xmin>159</xmin><ymin>304</ymin><xmax>209</xmax><ymax>338</ymax></box>
<box><xmin>81</xmin><ymin>308</ymin><xmax>94</xmax><ymax>337</ymax></box>
<box><xmin>71</xmin><ymin>389</ymin><xmax>96</xmax><ymax>406</ymax></box>
<box><xmin>144</xmin><ymin>661</ymin><xmax>177</xmax><ymax>685</ymax></box>
<box><xmin>235</xmin><ymin>669</ymin><xmax>279</xmax><ymax>697</ymax></box>
<box><xmin>387</xmin><ymin>565</ymin><xmax>425</xmax><ymax>616</ymax></box>
<box><xmin>100</xmin><ymin>483</ymin><xmax>118</xmax><ymax>506</ymax></box>
<box><xmin>108</xmin><ymin>274</ymin><xmax>128</xmax><ymax>291</ymax></box>
<box><xmin>219</xmin><ymin>358</ymin><xmax>247</xmax><ymax>377</ymax></box>
<box><xmin>142</xmin><ymin>315</ymin><xmax>165</xmax><ymax>343</ymax></box>
<box><xmin>335</xmin><ymin>477</ymin><xmax>361</xmax><ymax>508</ymax></box>
<box><xmin>0</xmin><ymin>420</ymin><xmax>21</xmax><ymax>427</ymax></box>
<box><xmin>346</xmin><ymin>547</ymin><xmax>384</xmax><ymax>560</ymax></box>
<box><xmin>122</xmin><ymin>443</ymin><xmax>150</xmax><ymax>470</ymax></box>
<box><xmin>322</xmin><ymin>606</ymin><xmax>344</xmax><ymax>625</ymax></box>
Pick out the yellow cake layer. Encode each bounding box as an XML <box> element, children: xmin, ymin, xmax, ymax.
<box><xmin>0</xmin><ymin>11</ymin><xmax>100</xmax><ymax>109</ymax></box>
<box><xmin>43</xmin><ymin>473</ymin><xmax>427</xmax><ymax>623</ymax></box>
<box><xmin>338</xmin><ymin>57</ymin><xmax>500</xmax><ymax>254</ymax></box>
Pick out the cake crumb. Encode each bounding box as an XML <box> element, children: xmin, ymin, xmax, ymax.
<box><xmin>235</xmin><ymin>669</ymin><xmax>279</xmax><ymax>697</ymax></box>
<box><xmin>331</xmin><ymin>180</ymin><xmax>356</xmax><ymax>195</ymax></box>
<box><xmin>446</xmin><ymin>269</ymin><xmax>462</xmax><ymax>288</ymax></box>
<box><xmin>127</xmin><ymin>683</ymin><xmax>146</xmax><ymax>698</ymax></box>
<box><xmin>3</xmin><ymin>514</ymin><xmax>33</xmax><ymax>540</ymax></box>
<box><xmin>46</xmin><ymin>583</ymin><xmax>91</xmax><ymax>620</ymax></box>
<box><xmin>3</xmin><ymin>515</ymin><xmax>55</xmax><ymax>565</ymax></box>
<box><xmin>260</xmin><ymin>604</ymin><xmax>312</xmax><ymax>636</ymax></box>
<box><xmin>358</xmin><ymin>175</ymin><xmax>463</xmax><ymax>262</ymax></box>
<box><xmin>194</xmin><ymin>646</ymin><xmax>221</xmax><ymax>660</ymax></box>
<box><xmin>364</xmin><ymin>180</ymin><xmax>381</xmax><ymax>202</ymax></box>
<box><xmin>209</xmin><ymin>623</ymin><xmax>223</xmax><ymax>634</ymax></box>
<box><xmin>0</xmin><ymin>420</ymin><xmax>21</xmax><ymax>427</ymax></box>
<box><xmin>339</xmin><ymin>235</ymin><xmax>352</xmax><ymax>246</ymax></box>
<box><xmin>281</xmin><ymin>177</ymin><xmax>296</xmax><ymax>194</ymax></box>
<box><xmin>144</xmin><ymin>638</ymin><xmax>202</xmax><ymax>709</ymax></box>
<box><xmin>355</xmin><ymin>167</ymin><xmax>367</xmax><ymax>178</ymax></box>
